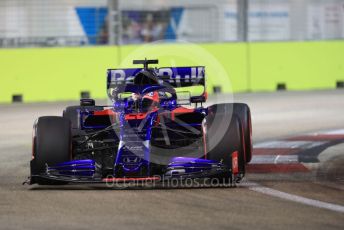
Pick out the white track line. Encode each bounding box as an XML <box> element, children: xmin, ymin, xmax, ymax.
<box><xmin>253</xmin><ymin>141</ymin><xmax>327</xmax><ymax>149</ymax></box>
<box><xmin>245</xmin><ymin>129</ymin><xmax>344</xmax><ymax>213</ymax></box>
<box><xmin>303</xmin><ymin>129</ymin><xmax>344</xmax><ymax>136</ymax></box>
<box><xmin>244</xmin><ymin>182</ymin><xmax>344</xmax><ymax>213</ymax></box>
<box><xmin>321</xmin><ymin>129</ymin><xmax>344</xmax><ymax>135</ymax></box>
<box><xmin>250</xmin><ymin>155</ymin><xmax>299</xmax><ymax>164</ymax></box>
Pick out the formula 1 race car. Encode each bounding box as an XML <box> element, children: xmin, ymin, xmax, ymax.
<box><xmin>28</xmin><ymin>59</ymin><xmax>252</xmax><ymax>186</ymax></box>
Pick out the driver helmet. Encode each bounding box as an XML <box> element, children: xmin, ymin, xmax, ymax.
<box><xmin>142</xmin><ymin>91</ymin><xmax>160</xmax><ymax>110</ymax></box>
<box><xmin>142</xmin><ymin>91</ymin><xmax>159</xmax><ymax>103</ymax></box>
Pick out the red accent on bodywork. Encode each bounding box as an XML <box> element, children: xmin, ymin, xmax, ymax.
<box><xmin>172</xmin><ymin>107</ymin><xmax>195</xmax><ymax>113</ymax></box>
<box><xmin>171</xmin><ymin>107</ymin><xmax>195</xmax><ymax>121</ymax></box>
<box><xmin>102</xmin><ymin>176</ymin><xmax>160</xmax><ymax>182</ymax></box>
<box><xmin>232</xmin><ymin>151</ymin><xmax>239</xmax><ymax>174</ymax></box>
<box><xmin>125</xmin><ymin>113</ymin><xmax>148</xmax><ymax>120</ymax></box>
<box><xmin>93</xmin><ymin>109</ymin><xmax>116</xmax><ymax>116</ymax></box>
<box><xmin>124</xmin><ymin>109</ymin><xmax>158</xmax><ymax>121</ymax></box>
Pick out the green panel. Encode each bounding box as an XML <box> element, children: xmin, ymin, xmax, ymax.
<box><xmin>119</xmin><ymin>43</ymin><xmax>248</xmax><ymax>93</ymax></box>
<box><xmin>200</xmin><ymin>43</ymin><xmax>248</xmax><ymax>93</ymax></box>
<box><xmin>1</xmin><ymin>41</ymin><xmax>343</xmax><ymax>103</ymax></box>
<box><xmin>0</xmin><ymin>46</ymin><xmax>119</xmax><ymax>103</ymax></box>
<box><xmin>249</xmin><ymin>41</ymin><xmax>344</xmax><ymax>91</ymax></box>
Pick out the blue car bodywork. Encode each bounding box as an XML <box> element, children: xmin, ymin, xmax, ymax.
<box><xmin>29</xmin><ymin>61</ymin><xmax>237</xmax><ymax>185</ymax></box>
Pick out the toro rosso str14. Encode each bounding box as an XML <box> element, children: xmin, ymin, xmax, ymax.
<box><xmin>28</xmin><ymin>59</ymin><xmax>252</xmax><ymax>185</ymax></box>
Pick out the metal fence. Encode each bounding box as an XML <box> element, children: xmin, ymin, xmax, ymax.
<box><xmin>0</xmin><ymin>0</ymin><xmax>343</xmax><ymax>48</ymax></box>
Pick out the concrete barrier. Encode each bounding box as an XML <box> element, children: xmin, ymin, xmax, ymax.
<box><xmin>0</xmin><ymin>41</ymin><xmax>343</xmax><ymax>103</ymax></box>
<box><xmin>249</xmin><ymin>41</ymin><xmax>344</xmax><ymax>91</ymax></box>
<box><xmin>0</xmin><ymin>46</ymin><xmax>119</xmax><ymax>103</ymax></box>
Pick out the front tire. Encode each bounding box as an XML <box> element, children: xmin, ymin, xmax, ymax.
<box><xmin>231</xmin><ymin>103</ymin><xmax>252</xmax><ymax>163</ymax></box>
<box><xmin>205</xmin><ymin>104</ymin><xmax>246</xmax><ymax>183</ymax></box>
<box><xmin>31</xmin><ymin>116</ymin><xmax>71</xmax><ymax>184</ymax></box>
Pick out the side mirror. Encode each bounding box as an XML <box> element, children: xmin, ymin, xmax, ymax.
<box><xmin>80</xmin><ymin>98</ymin><xmax>95</xmax><ymax>106</ymax></box>
<box><xmin>190</xmin><ymin>96</ymin><xmax>206</xmax><ymax>103</ymax></box>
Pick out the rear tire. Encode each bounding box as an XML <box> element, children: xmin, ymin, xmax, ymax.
<box><xmin>31</xmin><ymin>116</ymin><xmax>71</xmax><ymax>184</ymax></box>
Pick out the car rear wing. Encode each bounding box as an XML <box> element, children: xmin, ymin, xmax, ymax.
<box><xmin>107</xmin><ymin>66</ymin><xmax>205</xmax><ymax>89</ymax></box>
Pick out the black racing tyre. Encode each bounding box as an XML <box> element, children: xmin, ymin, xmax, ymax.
<box><xmin>204</xmin><ymin>104</ymin><xmax>246</xmax><ymax>183</ymax></box>
<box><xmin>63</xmin><ymin>105</ymin><xmax>103</xmax><ymax>129</ymax></box>
<box><xmin>206</xmin><ymin>103</ymin><xmax>252</xmax><ymax>163</ymax></box>
<box><xmin>31</xmin><ymin>116</ymin><xmax>71</xmax><ymax>184</ymax></box>
<box><xmin>232</xmin><ymin>103</ymin><xmax>252</xmax><ymax>163</ymax></box>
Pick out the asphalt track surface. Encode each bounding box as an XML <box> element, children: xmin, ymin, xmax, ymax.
<box><xmin>0</xmin><ymin>90</ymin><xmax>344</xmax><ymax>230</ymax></box>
